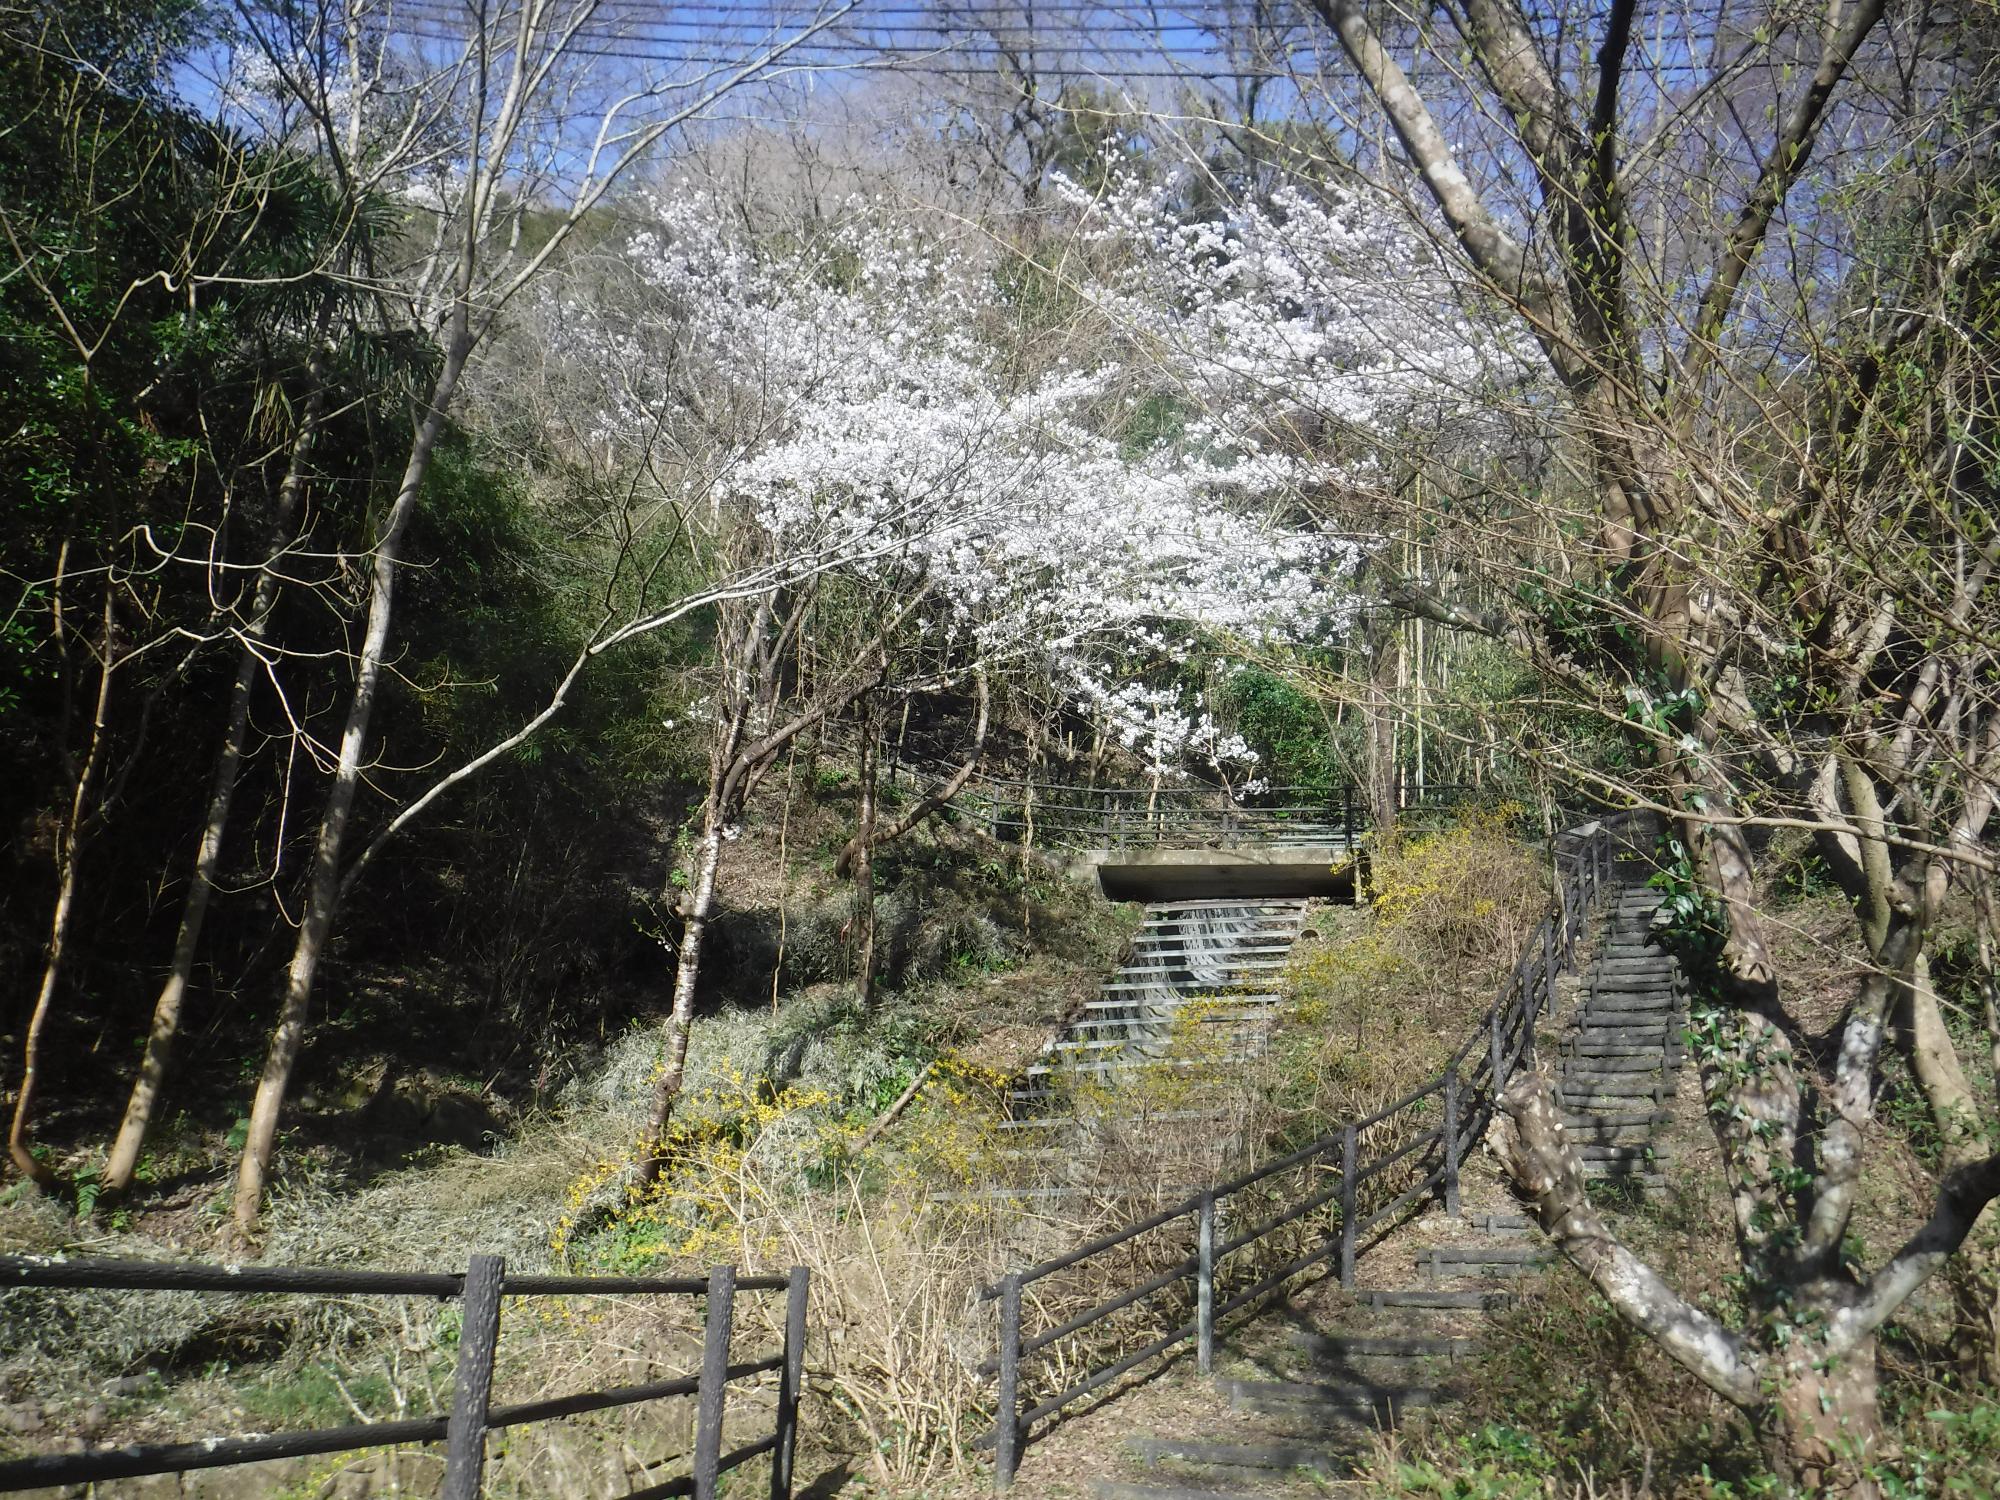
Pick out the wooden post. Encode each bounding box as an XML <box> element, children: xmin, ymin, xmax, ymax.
<box><xmin>1196</xmin><ymin>1193</ymin><xmax>1216</xmax><ymax>1375</ymax></box>
<box><xmin>772</xmin><ymin>1267</ymin><xmax>808</xmax><ymax>1500</ymax></box>
<box><xmin>1338</xmin><ymin>1125</ymin><xmax>1357</xmax><ymax>1288</ymax></box>
<box><xmin>694</xmin><ymin>1264</ymin><xmax>734</xmax><ymax>1500</ymax></box>
<box><xmin>995</xmin><ymin>1274</ymin><xmax>1022</xmax><ymax>1490</ymax></box>
<box><xmin>1543</xmin><ymin>918</ymin><xmax>1557</xmax><ymax>997</ymax></box>
<box><xmin>1442</xmin><ymin>1067</ymin><xmax>1461</xmax><ymax>1220</ymax></box>
<box><xmin>442</xmin><ymin>1253</ymin><xmax>505</xmax><ymax>1500</ymax></box>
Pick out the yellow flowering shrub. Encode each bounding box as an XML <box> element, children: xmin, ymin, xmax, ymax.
<box><xmin>552</xmin><ymin>1066</ymin><xmax>846</xmax><ymax>1270</ymax></box>
<box><xmin>1284</xmin><ymin>809</ymin><xmax>1544</xmax><ymax>1118</ymax></box>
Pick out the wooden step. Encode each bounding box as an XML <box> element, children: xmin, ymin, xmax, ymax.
<box><xmin>1589</xmin><ymin>979</ymin><xmax>1678</xmax><ymax>996</ymax></box>
<box><xmin>1113</xmin><ymin>959</ymin><xmax>1292</xmax><ymax>975</ymax></box>
<box><xmin>1289</xmin><ymin>1331</ymin><xmax>1479</xmax><ymax>1361</ymax></box>
<box><xmin>1219</xmin><ymin>1377</ymin><xmax>1459</xmax><ymax>1419</ymax></box>
<box><xmin>1461</xmin><ymin>1211</ymin><xmax>1532</xmax><ymax>1234</ymax></box>
<box><xmin>1589</xmin><ymin>981</ymin><xmax>1678</xmax><ymax>1000</ymax></box>
<box><xmin>1559</xmin><ymin>1054</ymin><xmax>1665</xmax><ymax>1073</ymax></box>
<box><xmin>1581</xmin><ymin>1166</ymin><xmax>1668</xmax><ymax>1187</ymax></box>
<box><xmin>1561</xmin><ymin>1109</ymin><xmax>1669</xmax><ymax>1129</ymax></box>
<box><xmin>1075</xmin><ymin>1012</ymin><xmax>1277</xmax><ymax>1031</ymax></box>
<box><xmin>1420</xmin><ymin>1246</ymin><xmax>1550</xmax><ymax>1280</ymax></box>
<box><xmin>1127</xmin><ymin>1436</ymin><xmax>1342</xmax><ymax>1473</ymax></box>
<box><xmin>1568</xmin><ymin>1026</ymin><xmax>1679</xmax><ymax>1045</ymax></box>
<box><xmin>1577</xmin><ymin>1003</ymin><xmax>1676</xmax><ymax>1022</ymax></box>
<box><xmin>1421</xmin><ymin>1244</ymin><xmax>1550</xmax><ymax>1267</ymax></box>
<box><xmin>1560</xmin><ymin>1069</ymin><xmax>1663</xmax><ymax>1089</ymax></box>
<box><xmin>1355</xmin><ymin>1288</ymin><xmax>1514</xmax><ymax>1311</ymax></box>
<box><xmin>1140</xmin><ymin>899</ymin><xmax>1311</xmax><ymax>915</ymax></box>
<box><xmin>1021</xmin><ymin>1055</ymin><xmax>1252</xmax><ymax>1080</ymax></box>
<box><xmin>1562</xmin><ymin>1095</ymin><xmax>1664</xmax><ymax>1115</ymax></box>
<box><xmin>1097</xmin><ymin>980</ymin><xmax>1279</xmax><ymax>995</ymax></box>
<box><xmin>1125</xmin><ymin>941</ymin><xmax>1296</xmax><ymax>957</ymax></box>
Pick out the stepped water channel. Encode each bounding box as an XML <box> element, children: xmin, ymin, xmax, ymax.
<box><xmin>1015</xmin><ymin>898</ymin><xmax>1311</xmax><ymax>1102</ymax></box>
<box><xmin>935</xmin><ymin>899</ymin><xmax>1313</xmax><ymax>1204</ymax></box>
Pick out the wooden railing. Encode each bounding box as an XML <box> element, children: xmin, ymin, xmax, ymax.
<box><xmin>0</xmin><ymin>1255</ymin><xmax>808</xmax><ymax>1499</ymax></box>
<box><xmin>976</xmin><ymin>825</ymin><xmax>1617</xmax><ymax>1487</ymax></box>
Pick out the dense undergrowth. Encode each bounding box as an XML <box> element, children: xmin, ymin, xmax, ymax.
<box><xmin>1279</xmin><ymin>811</ymin><xmax>1547</xmax><ymax>1128</ymax></box>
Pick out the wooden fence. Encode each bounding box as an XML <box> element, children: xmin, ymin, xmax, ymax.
<box><xmin>0</xmin><ymin>1256</ymin><xmax>807</xmax><ymax>1499</ymax></box>
<box><xmin>977</xmin><ymin>825</ymin><xmax>1617</xmax><ymax>1487</ymax></box>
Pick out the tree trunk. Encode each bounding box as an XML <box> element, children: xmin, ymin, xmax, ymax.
<box><xmin>1770</xmin><ymin>1331</ymin><xmax>1887</xmax><ymax>1496</ymax></box>
<box><xmin>230</xmin><ymin>327</ymin><xmax>469</xmax><ymax>1240</ymax></box>
<box><xmin>105</xmin><ymin>369</ymin><xmax>328</xmax><ymax>1197</ymax></box>
<box><xmin>831</xmin><ymin>669</ymin><xmax>988</xmax><ymax>880</ymax></box>
<box><xmin>852</xmin><ymin>698</ymin><xmax>880</xmax><ymax>1008</ymax></box>
<box><xmin>1364</xmin><ymin>610</ymin><xmax>1400</xmax><ymax>859</ymax></box>
<box><xmin>1495</xmin><ymin>1070</ymin><xmax>1891</xmax><ymax>1496</ymax></box>
<box><xmin>9</xmin><ymin>587</ymin><xmax>117</xmax><ymax>1188</ymax></box>
<box><xmin>631</xmin><ymin>620</ymin><xmax>898</xmax><ymax>1187</ymax></box>
<box><xmin>1900</xmin><ymin>949</ymin><xmax>2000</xmax><ymax>1380</ymax></box>
<box><xmin>636</xmin><ymin>809</ymin><xmax>729</xmax><ymax>1188</ymax></box>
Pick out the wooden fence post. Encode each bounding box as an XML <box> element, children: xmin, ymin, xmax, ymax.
<box><xmin>694</xmin><ymin>1264</ymin><xmax>734</xmax><ymax>1500</ymax></box>
<box><xmin>1338</xmin><ymin>1125</ymin><xmax>1358</xmax><ymax>1289</ymax></box>
<box><xmin>1442</xmin><ymin>1067</ymin><xmax>1461</xmax><ymax>1221</ymax></box>
<box><xmin>1490</xmin><ymin>999</ymin><xmax>1505</xmax><ymax>1095</ymax></box>
<box><xmin>442</xmin><ymin>1253</ymin><xmax>505</xmax><ymax>1500</ymax></box>
<box><xmin>994</xmin><ymin>1274</ymin><xmax>1022</xmax><ymax>1491</ymax></box>
<box><xmin>771</xmin><ymin>1267</ymin><xmax>808</xmax><ymax>1500</ymax></box>
<box><xmin>1543</xmin><ymin>919</ymin><xmax>1557</xmax><ymax>1000</ymax></box>
<box><xmin>1196</xmin><ymin>1193</ymin><xmax>1215</xmax><ymax>1375</ymax></box>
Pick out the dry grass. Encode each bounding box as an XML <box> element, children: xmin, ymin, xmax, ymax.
<box><xmin>1282</xmin><ymin>815</ymin><xmax>1546</xmax><ymax>1124</ymax></box>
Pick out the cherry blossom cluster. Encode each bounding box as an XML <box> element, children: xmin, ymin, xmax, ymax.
<box><xmin>1053</xmin><ymin>161</ymin><xmax>1532</xmax><ymax>463</ymax></box>
<box><xmin>587</xmin><ymin>175</ymin><xmax>1495</xmax><ymax>772</ymax></box>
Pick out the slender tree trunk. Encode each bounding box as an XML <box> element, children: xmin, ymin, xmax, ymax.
<box><xmin>637</xmin><ymin>804</ymin><xmax>730</xmax><ymax>1187</ymax></box>
<box><xmin>105</xmin><ymin>370</ymin><xmax>329</xmax><ymax>1196</ymax></box>
<box><xmin>852</xmin><ymin>697</ymin><xmax>880</xmax><ymax>1008</ymax></box>
<box><xmin>231</xmin><ymin>325</ymin><xmax>469</xmax><ymax>1240</ymax></box>
<box><xmin>1364</xmin><ymin>611</ymin><xmax>1400</xmax><ymax>857</ymax></box>
<box><xmin>1901</xmin><ymin>949</ymin><xmax>2000</xmax><ymax>1379</ymax></box>
<box><xmin>832</xmin><ymin>669</ymin><xmax>988</xmax><ymax>880</ymax></box>
<box><xmin>9</xmin><ymin>588</ymin><xmax>117</xmax><ymax>1188</ymax></box>
<box><xmin>633</xmin><ymin>616</ymin><xmax>899</xmax><ymax>1186</ymax></box>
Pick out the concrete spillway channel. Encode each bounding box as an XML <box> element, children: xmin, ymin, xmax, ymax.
<box><xmin>932</xmin><ymin>899</ymin><xmax>1310</xmax><ymax>1204</ymax></box>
